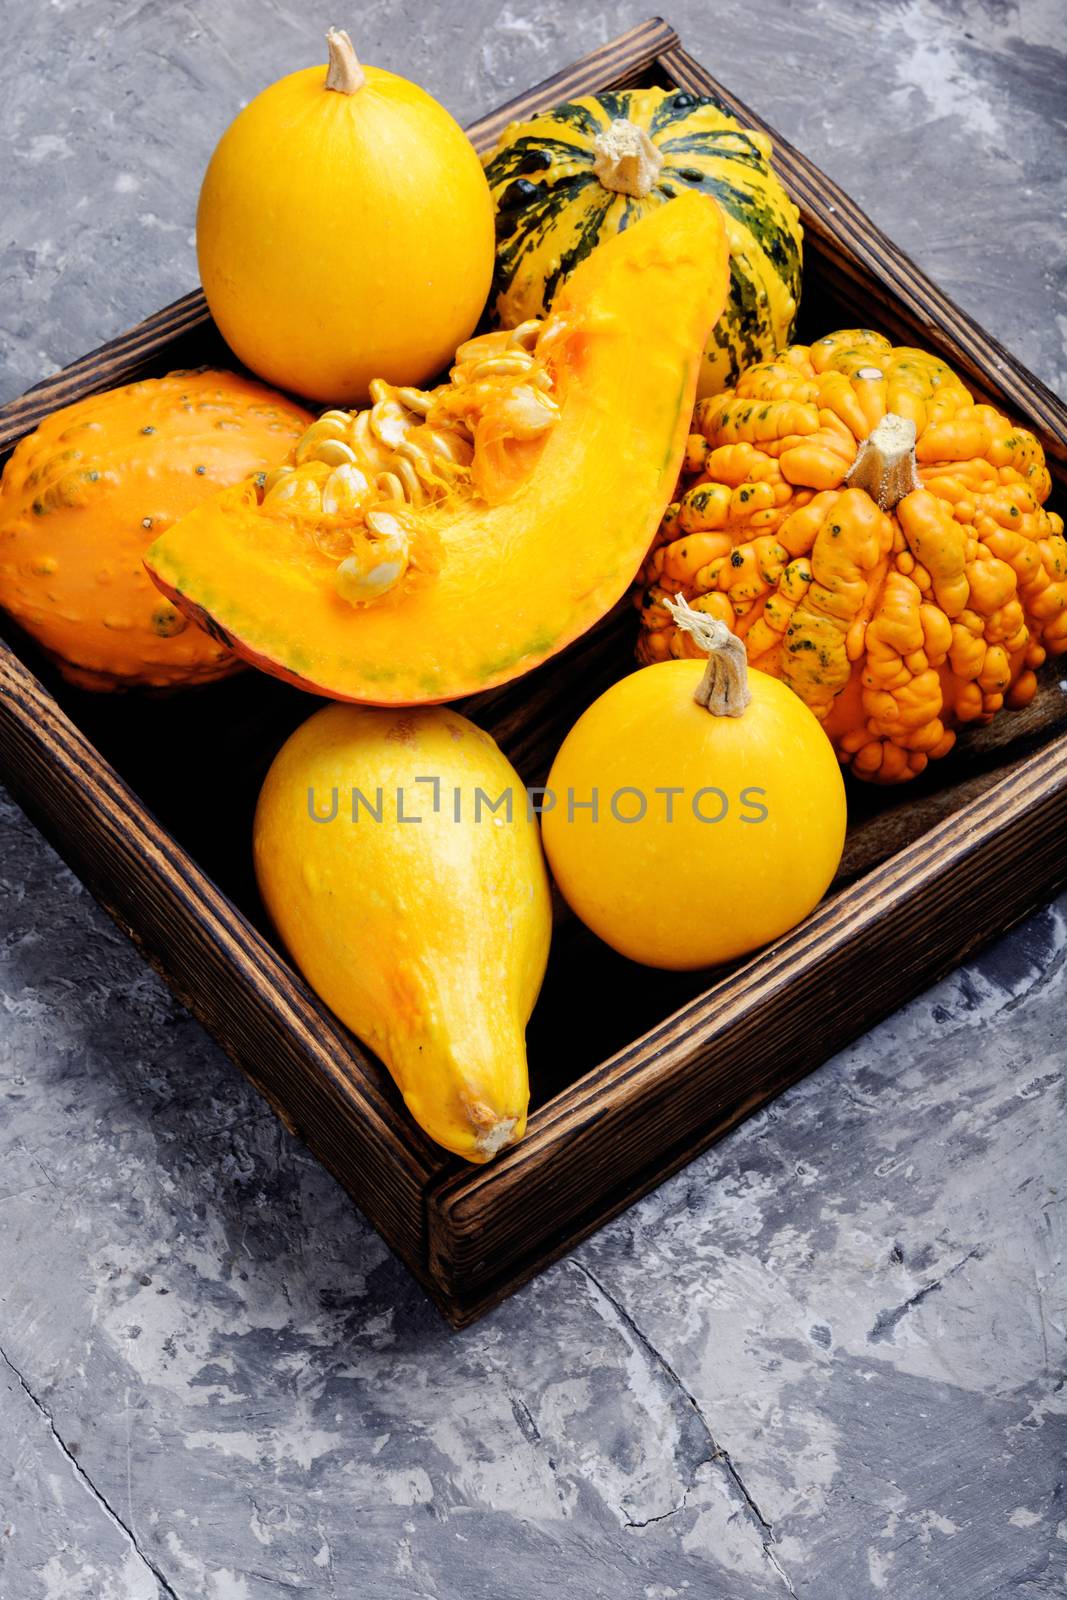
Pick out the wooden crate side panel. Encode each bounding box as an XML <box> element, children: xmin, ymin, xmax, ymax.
<box><xmin>428</xmin><ymin>735</ymin><xmax>1067</xmax><ymax>1315</ymax></box>
<box><xmin>0</xmin><ymin>655</ymin><xmax>451</xmax><ymax>1275</ymax></box>
<box><xmin>465</xmin><ymin>16</ymin><xmax>678</xmax><ymax>150</ymax></box>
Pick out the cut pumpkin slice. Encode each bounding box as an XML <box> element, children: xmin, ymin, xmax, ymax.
<box><xmin>146</xmin><ymin>192</ymin><xmax>729</xmax><ymax>704</ymax></box>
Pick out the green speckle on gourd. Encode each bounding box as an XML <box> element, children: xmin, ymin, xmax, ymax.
<box><xmin>151</xmin><ymin>604</ymin><xmax>187</xmax><ymax>638</ymax></box>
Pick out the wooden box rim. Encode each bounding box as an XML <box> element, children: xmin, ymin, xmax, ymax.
<box><xmin>1</xmin><ymin>18</ymin><xmax>1065</xmax><ymax>1326</ymax></box>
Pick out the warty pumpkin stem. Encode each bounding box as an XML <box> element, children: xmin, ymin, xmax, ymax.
<box><xmin>592</xmin><ymin>118</ymin><xmax>664</xmax><ymax>197</ymax></box>
<box><xmin>324</xmin><ymin>27</ymin><xmax>366</xmax><ymax>94</ymax></box>
<box><xmin>665</xmin><ymin>595</ymin><xmax>751</xmax><ymax>717</ymax></box>
<box><xmin>845</xmin><ymin>411</ymin><xmax>920</xmax><ymax>512</ymax></box>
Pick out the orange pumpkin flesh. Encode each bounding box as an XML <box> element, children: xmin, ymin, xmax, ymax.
<box><xmin>0</xmin><ymin>370</ymin><xmax>313</xmax><ymax>690</ymax></box>
<box><xmin>146</xmin><ymin>192</ymin><xmax>730</xmax><ymax>705</ymax></box>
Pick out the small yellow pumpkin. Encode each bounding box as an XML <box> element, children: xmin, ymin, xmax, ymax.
<box><xmin>196</xmin><ymin>29</ymin><xmax>495</xmax><ymax>405</ymax></box>
<box><xmin>542</xmin><ymin>597</ymin><xmax>846</xmax><ymax>970</ymax></box>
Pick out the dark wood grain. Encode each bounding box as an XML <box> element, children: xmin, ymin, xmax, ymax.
<box><xmin>428</xmin><ymin>733</ymin><xmax>1067</xmax><ymax>1323</ymax></box>
<box><xmin>0</xmin><ymin>20</ymin><xmax>1064</xmax><ymax>1327</ymax></box>
<box><xmin>0</xmin><ymin>653</ymin><xmax>453</xmax><ymax>1285</ymax></box>
<box><xmin>465</xmin><ymin>16</ymin><xmax>679</xmax><ymax>149</ymax></box>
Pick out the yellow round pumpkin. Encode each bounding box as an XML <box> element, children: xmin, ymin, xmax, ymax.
<box><xmin>196</xmin><ymin>29</ymin><xmax>495</xmax><ymax>404</ymax></box>
<box><xmin>542</xmin><ymin>599</ymin><xmax>846</xmax><ymax>969</ymax></box>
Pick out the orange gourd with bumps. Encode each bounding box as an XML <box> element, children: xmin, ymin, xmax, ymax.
<box><xmin>638</xmin><ymin>331</ymin><xmax>1067</xmax><ymax>782</ymax></box>
<box><xmin>0</xmin><ymin>370</ymin><xmax>311</xmax><ymax>689</ymax></box>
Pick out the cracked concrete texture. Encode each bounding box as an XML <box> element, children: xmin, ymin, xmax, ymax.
<box><xmin>0</xmin><ymin>777</ymin><xmax>1064</xmax><ymax>1598</ymax></box>
<box><xmin>1</xmin><ymin>0</ymin><xmax>1066</xmax><ymax>1597</ymax></box>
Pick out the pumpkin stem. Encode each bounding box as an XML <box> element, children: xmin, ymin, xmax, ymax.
<box><xmin>845</xmin><ymin>411</ymin><xmax>920</xmax><ymax>511</ymax></box>
<box><xmin>592</xmin><ymin>118</ymin><xmax>664</xmax><ymax>198</ymax></box>
<box><xmin>665</xmin><ymin>595</ymin><xmax>751</xmax><ymax>718</ymax></box>
<box><xmin>324</xmin><ymin>27</ymin><xmax>366</xmax><ymax>94</ymax></box>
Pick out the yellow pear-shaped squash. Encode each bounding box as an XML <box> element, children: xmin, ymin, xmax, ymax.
<box><xmin>254</xmin><ymin>703</ymin><xmax>552</xmax><ymax>1160</ymax></box>
<box><xmin>542</xmin><ymin>599</ymin><xmax>846</xmax><ymax>970</ymax></box>
<box><xmin>196</xmin><ymin>29</ymin><xmax>494</xmax><ymax>404</ymax></box>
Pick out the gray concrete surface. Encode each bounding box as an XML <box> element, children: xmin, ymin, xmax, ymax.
<box><xmin>1</xmin><ymin>2</ymin><xmax>1065</xmax><ymax>1596</ymax></box>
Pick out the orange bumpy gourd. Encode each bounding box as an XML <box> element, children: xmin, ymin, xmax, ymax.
<box><xmin>0</xmin><ymin>370</ymin><xmax>312</xmax><ymax>689</ymax></box>
<box><xmin>637</xmin><ymin>330</ymin><xmax>1067</xmax><ymax>782</ymax></box>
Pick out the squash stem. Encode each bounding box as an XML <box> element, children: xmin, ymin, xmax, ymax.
<box><xmin>592</xmin><ymin>118</ymin><xmax>664</xmax><ymax>197</ymax></box>
<box><xmin>845</xmin><ymin>411</ymin><xmax>920</xmax><ymax>511</ymax></box>
<box><xmin>325</xmin><ymin>27</ymin><xmax>366</xmax><ymax>94</ymax></box>
<box><xmin>665</xmin><ymin>595</ymin><xmax>751</xmax><ymax>717</ymax></box>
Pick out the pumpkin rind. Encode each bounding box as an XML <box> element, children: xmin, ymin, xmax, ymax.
<box><xmin>485</xmin><ymin>87</ymin><xmax>802</xmax><ymax>398</ymax></box>
<box><xmin>637</xmin><ymin>330</ymin><xmax>1067</xmax><ymax>783</ymax></box>
<box><xmin>0</xmin><ymin>370</ymin><xmax>312</xmax><ymax>690</ymax></box>
<box><xmin>146</xmin><ymin>193</ymin><xmax>731</xmax><ymax>706</ymax></box>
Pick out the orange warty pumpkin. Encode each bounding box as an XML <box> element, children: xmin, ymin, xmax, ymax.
<box><xmin>637</xmin><ymin>330</ymin><xmax>1067</xmax><ymax>782</ymax></box>
<box><xmin>0</xmin><ymin>370</ymin><xmax>312</xmax><ymax>690</ymax></box>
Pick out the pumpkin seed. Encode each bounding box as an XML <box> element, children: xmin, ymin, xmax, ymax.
<box><xmin>322</xmin><ymin>464</ymin><xmax>372</xmax><ymax>516</ymax></box>
<box><xmin>352</xmin><ymin>410</ymin><xmax>376</xmax><ymax>458</ymax></box>
<box><xmin>507</xmin><ymin>319</ymin><xmax>542</xmax><ymax>351</ymax></box>
<box><xmin>313</xmin><ymin>437</ymin><xmax>358</xmax><ymax>468</ymax></box>
<box><xmin>469</xmin><ymin>353</ymin><xmax>534</xmax><ymax>380</ymax></box>
<box><xmin>365</xmin><ymin>507</ymin><xmax>412</xmax><ymax>544</ymax></box>
<box><xmin>261</xmin><ymin>463</ymin><xmax>295</xmax><ymax>496</ymax></box>
<box><xmin>395</xmin><ymin>386</ymin><xmax>433</xmax><ymax>417</ymax></box>
<box><xmin>376</xmin><ymin>471</ymin><xmax>406</xmax><ymax>503</ymax></box>
<box><xmin>369</xmin><ymin>401</ymin><xmax>409</xmax><ymax>451</ymax></box>
<box><xmin>393</xmin><ymin>455</ymin><xmax>423</xmax><ymax>503</ymax></box>
<box><xmin>335</xmin><ymin>508</ymin><xmax>412</xmax><ymax>604</ymax></box>
<box><xmin>262</xmin><ymin>470</ymin><xmax>326</xmax><ymax>513</ymax></box>
<box><xmin>335</xmin><ymin>551</ymin><xmax>407</xmax><ymax>604</ymax></box>
<box><xmin>425</xmin><ymin>429</ymin><xmax>472</xmax><ymax>466</ymax></box>
<box><xmin>295</xmin><ymin>414</ymin><xmax>350</xmax><ymax>462</ymax></box>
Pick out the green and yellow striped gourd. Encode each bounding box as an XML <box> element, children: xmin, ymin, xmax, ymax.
<box><xmin>484</xmin><ymin>88</ymin><xmax>803</xmax><ymax>398</ymax></box>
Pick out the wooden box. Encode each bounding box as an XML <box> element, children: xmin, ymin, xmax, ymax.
<box><xmin>1</xmin><ymin>18</ymin><xmax>1064</xmax><ymax>1326</ymax></box>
